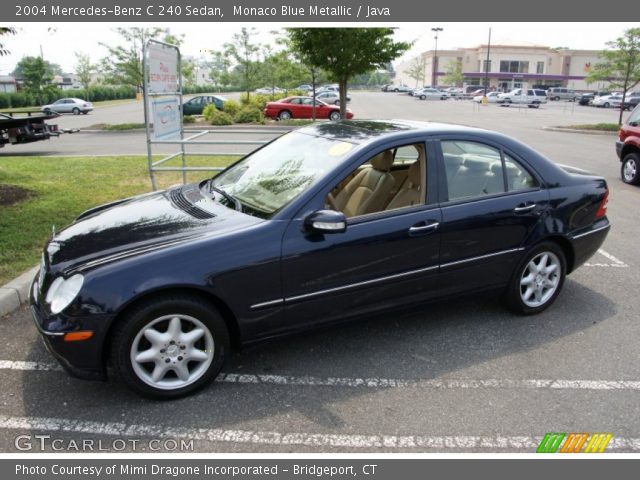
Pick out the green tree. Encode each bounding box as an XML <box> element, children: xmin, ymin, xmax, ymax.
<box><xmin>181</xmin><ymin>57</ymin><xmax>197</xmax><ymax>87</ymax></box>
<box><xmin>18</xmin><ymin>56</ymin><xmax>57</xmax><ymax>104</ymax></box>
<box><xmin>442</xmin><ymin>59</ymin><xmax>464</xmax><ymax>87</ymax></box>
<box><xmin>0</xmin><ymin>27</ymin><xmax>16</xmax><ymax>56</ymax></box>
<box><xmin>225</xmin><ymin>27</ymin><xmax>261</xmax><ymax>99</ymax></box>
<box><xmin>587</xmin><ymin>28</ymin><xmax>640</xmax><ymax>125</ymax></box>
<box><xmin>99</xmin><ymin>27</ymin><xmax>165</xmax><ymax>92</ymax></box>
<box><xmin>207</xmin><ymin>50</ymin><xmax>232</xmax><ymax>89</ymax></box>
<box><xmin>74</xmin><ymin>52</ymin><xmax>96</xmax><ymax>100</ymax></box>
<box><xmin>12</xmin><ymin>57</ymin><xmax>62</xmax><ymax>79</ymax></box>
<box><xmin>405</xmin><ymin>56</ymin><xmax>427</xmax><ymax>88</ymax></box>
<box><xmin>287</xmin><ymin>28</ymin><xmax>411</xmax><ymax>118</ymax></box>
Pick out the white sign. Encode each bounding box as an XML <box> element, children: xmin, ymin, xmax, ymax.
<box><xmin>148</xmin><ymin>43</ymin><xmax>179</xmax><ymax>94</ymax></box>
<box><xmin>151</xmin><ymin>97</ymin><xmax>181</xmax><ymax>140</ymax></box>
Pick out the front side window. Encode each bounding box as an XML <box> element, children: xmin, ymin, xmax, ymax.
<box><xmin>628</xmin><ymin>105</ymin><xmax>640</xmax><ymax>125</ymax></box>
<box><xmin>212</xmin><ymin>132</ymin><xmax>355</xmax><ymax>218</ymax></box>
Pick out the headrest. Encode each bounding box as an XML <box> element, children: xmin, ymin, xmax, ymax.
<box><xmin>370</xmin><ymin>151</ymin><xmax>394</xmax><ymax>171</ymax></box>
<box><xmin>464</xmin><ymin>157</ymin><xmax>490</xmax><ymax>171</ymax></box>
<box><xmin>443</xmin><ymin>153</ymin><xmax>463</xmax><ymax>167</ymax></box>
<box><xmin>408</xmin><ymin>161</ymin><xmax>421</xmax><ymax>186</ymax></box>
<box><xmin>490</xmin><ymin>162</ymin><xmax>503</xmax><ymax>175</ymax></box>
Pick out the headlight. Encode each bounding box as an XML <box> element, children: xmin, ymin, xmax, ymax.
<box><xmin>45</xmin><ymin>274</ymin><xmax>84</xmax><ymax>314</ymax></box>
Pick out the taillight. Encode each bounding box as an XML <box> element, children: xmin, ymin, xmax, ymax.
<box><xmin>595</xmin><ymin>188</ymin><xmax>609</xmax><ymax>218</ymax></box>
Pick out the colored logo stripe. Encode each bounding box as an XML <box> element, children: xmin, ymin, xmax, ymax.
<box><xmin>537</xmin><ymin>433</ymin><xmax>613</xmax><ymax>453</ymax></box>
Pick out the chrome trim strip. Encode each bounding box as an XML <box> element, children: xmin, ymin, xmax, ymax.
<box><xmin>440</xmin><ymin>247</ymin><xmax>525</xmax><ymax>268</ymax></box>
<box><xmin>30</xmin><ymin>306</ymin><xmax>65</xmax><ymax>337</ymax></box>
<box><xmin>571</xmin><ymin>223</ymin><xmax>610</xmax><ymax>240</ymax></box>
<box><xmin>286</xmin><ymin>264</ymin><xmax>440</xmax><ymax>304</ymax></box>
<box><xmin>249</xmin><ymin>298</ymin><xmax>285</xmax><ymax>310</ymax></box>
<box><xmin>251</xmin><ymin>247</ymin><xmax>526</xmax><ymax>309</ymax></box>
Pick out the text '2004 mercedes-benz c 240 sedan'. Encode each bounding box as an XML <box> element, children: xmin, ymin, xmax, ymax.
<box><xmin>31</xmin><ymin>120</ymin><xmax>610</xmax><ymax>398</ymax></box>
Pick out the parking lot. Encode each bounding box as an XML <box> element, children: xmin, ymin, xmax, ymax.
<box><xmin>1</xmin><ymin>92</ymin><xmax>639</xmax><ymax>452</ymax></box>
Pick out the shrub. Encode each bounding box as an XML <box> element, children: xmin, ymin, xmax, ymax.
<box><xmin>205</xmin><ymin>107</ymin><xmax>233</xmax><ymax>126</ymax></box>
<box><xmin>233</xmin><ymin>105</ymin><xmax>263</xmax><ymax>124</ymax></box>
<box><xmin>183</xmin><ymin>115</ymin><xmax>196</xmax><ymax>124</ymax></box>
<box><xmin>222</xmin><ymin>99</ymin><xmax>240</xmax><ymax>117</ymax></box>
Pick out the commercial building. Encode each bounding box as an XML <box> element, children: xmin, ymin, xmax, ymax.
<box><xmin>395</xmin><ymin>40</ymin><xmax>606</xmax><ymax>92</ymax></box>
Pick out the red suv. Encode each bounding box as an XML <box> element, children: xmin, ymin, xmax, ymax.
<box><xmin>617</xmin><ymin>104</ymin><xmax>640</xmax><ymax>184</ymax></box>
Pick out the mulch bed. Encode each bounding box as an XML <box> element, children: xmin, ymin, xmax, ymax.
<box><xmin>0</xmin><ymin>184</ymin><xmax>33</xmax><ymax>207</ymax></box>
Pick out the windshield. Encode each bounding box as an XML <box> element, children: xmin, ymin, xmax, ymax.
<box><xmin>211</xmin><ymin>132</ymin><xmax>355</xmax><ymax>218</ymax></box>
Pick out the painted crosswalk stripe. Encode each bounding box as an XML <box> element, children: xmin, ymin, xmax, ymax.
<box><xmin>0</xmin><ymin>415</ymin><xmax>638</xmax><ymax>451</ymax></box>
<box><xmin>1</xmin><ymin>360</ymin><xmax>639</xmax><ymax>391</ymax></box>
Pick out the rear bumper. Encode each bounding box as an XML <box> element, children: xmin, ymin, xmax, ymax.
<box><xmin>570</xmin><ymin>220</ymin><xmax>611</xmax><ymax>271</ymax></box>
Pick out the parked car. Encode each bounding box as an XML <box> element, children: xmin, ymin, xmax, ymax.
<box><xmin>547</xmin><ymin>88</ymin><xmax>576</xmax><ymax>101</ymax></box>
<box><xmin>296</xmin><ymin>84</ymin><xmax>313</xmax><ymax>92</ymax></box>
<box><xmin>623</xmin><ymin>92</ymin><xmax>640</xmax><ymax>111</ymax></box>
<box><xmin>472</xmin><ymin>91</ymin><xmax>501</xmax><ymax>103</ymax></box>
<box><xmin>592</xmin><ymin>93</ymin><xmax>623</xmax><ymax>108</ymax></box>
<box><xmin>416</xmin><ymin>88</ymin><xmax>448</xmax><ymax>100</ymax></box>
<box><xmin>577</xmin><ymin>93</ymin><xmax>595</xmax><ymax>106</ymax></box>
<box><xmin>181</xmin><ymin>95</ymin><xmax>227</xmax><ymax>115</ymax></box>
<box><xmin>616</xmin><ymin>104</ymin><xmax>640</xmax><ymax>184</ymax></box>
<box><xmin>316</xmin><ymin>85</ymin><xmax>340</xmax><ymax>94</ymax></box>
<box><xmin>381</xmin><ymin>84</ymin><xmax>391</xmax><ymax>92</ymax></box>
<box><xmin>255</xmin><ymin>86</ymin><xmax>285</xmax><ymax>95</ymax></box>
<box><xmin>263</xmin><ymin>96</ymin><xmax>353</xmax><ymax>121</ymax></box>
<box><xmin>315</xmin><ymin>91</ymin><xmax>351</xmax><ymax>105</ymax></box>
<box><xmin>41</xmin><ymin>98</ymin><xmax>93</xmax><ymax>115</ymax></box>
<box><xmin>497</xmin><ymin>89</ymin><xmax>548</xmax><ymax>108</ymax></box>
<box><xmin>30</xmin><ymin>119</ymin><xmax>610</xmax><ymax>398</ymax></box>
<box><xmin>390</xmin><ymin>84</ymin><xmax>412</xmax><ymax>93</ymax></box>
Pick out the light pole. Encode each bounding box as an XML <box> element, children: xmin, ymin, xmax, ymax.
<box><xmin>431</xmin><ymin>27</ymin><xmax>443</xmax><ymax>87</ymax></box>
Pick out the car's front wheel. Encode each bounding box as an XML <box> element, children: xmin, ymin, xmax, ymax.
<box><xmin>505</xmin><ymin>242</ymin><xmax>566</xmax><ymax>315</ymax></box>
<box><xmin>621</xmin><ymin>152</ymin><xmax>640</xmax><ymax>185</ymax></box>
<box><xmin>111</xmin><ymin>295</ymin><xmax>229</xmax><ymax>398</ymax></box>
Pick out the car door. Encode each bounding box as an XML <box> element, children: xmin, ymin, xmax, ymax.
<box><xmin>436</xmin><ymin>136</ymin><xmax>549</xmax><ymax>297</ymax></box>
<box><xmin>279</xmin><ymin>139</ymin><xmax>442</xmax><ymax>333</ymax></box>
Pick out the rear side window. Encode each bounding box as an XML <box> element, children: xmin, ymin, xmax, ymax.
<box><xmin>504</xmin><ymin>154</ymin><xmax>539</xmax><ymax>191</ymax></box>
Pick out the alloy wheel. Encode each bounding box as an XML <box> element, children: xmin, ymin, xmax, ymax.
<box><xmin>623</xmin><ymin>158</ymin><xmax>637</xmax><ymax>183</ymax></box>
<box><xmin>519</xmin><ymin>252</ymin><xmax>561</xmax><ymax>308</ymax></box>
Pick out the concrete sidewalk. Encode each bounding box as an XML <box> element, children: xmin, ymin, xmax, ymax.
<box><xmin>0</xmin><ymin>266</ymin><xmax>37</xmax><ymax>317</ymax></box>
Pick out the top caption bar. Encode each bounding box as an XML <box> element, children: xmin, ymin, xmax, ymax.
<box><xmin>3</xmin><ymin>0</ymin><xmax>633</xmax><ymax>22</ymax></box>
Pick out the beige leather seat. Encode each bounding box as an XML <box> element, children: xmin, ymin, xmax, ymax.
<box><xmin>334</xmin><ymin>151</ymin><xmax>395</xmax><ymax>217</ymax></box>
<box><xmin>386</xmin><ymin>161</ymin><xmax>422</xmax><ymax>210</ymax></box>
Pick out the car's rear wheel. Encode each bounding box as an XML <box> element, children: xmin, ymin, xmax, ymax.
<box><xmin>334</xmin><ymin>100</ymin><xmax>340</xmax><ymax>105</ymax></box>
<box><xmin>419</xmin><ymin>95</ymin><xmax>426</xmax><ymax>100</ymax></box>
<box><xmin>111</xmin><ymin>295</ymin><xmax>229</xmax><ymax>399</ymax></box>
<box><xmin>603</xmin><ymin>102</ymin><xmax>610</xmax><ymax>108</ymax></box>
<box><xmin>505</xmin><ymin>242</ymin><xmax>566</xmax><ymax>315</ymax></box>
<box><xmin>621</xmin><ymin>152</ymin><xmax>640</xmax><ymax>185</ymax></box>
<box><xmin>72</xmin><ymin>107</ymin><xmax>80</xmax><ymax>115</ymax></box>
<box><xmin>329</xmin><ymin>111</ymin><xmax>341</xmax><ymax>121</ymax></box>
<box><xmin>278</xmin><ymin>110</ymin><xmax>292</xmax><ymax>120</ymax></box>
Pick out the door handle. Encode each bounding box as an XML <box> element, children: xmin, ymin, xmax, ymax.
<box><xmin>409</xmin><ymin>222</ymin><xmax>439</xmax><ymax>235</ymax></box>
<box><xmin>514</xmin><ymin>203</ymin><xmax>536</xmax><ymax>213</ymax></box>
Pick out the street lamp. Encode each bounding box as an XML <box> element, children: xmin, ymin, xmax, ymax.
<box><xmin>431</xmin><ymin>27</ymin><xmax>443</xmax><ymax>87</ymax></box>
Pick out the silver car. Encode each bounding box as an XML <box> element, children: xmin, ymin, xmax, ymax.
<box><xmin>315</xmin><ymin>91</ymin><xmax>351</xmax><ymax>105</ymax></box>
<box><xmin>41</xmin><ymin>98</ymin><xmax>93</xmax><ymax>115</ymax></box>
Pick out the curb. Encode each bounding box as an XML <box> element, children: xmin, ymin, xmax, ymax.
<box><xmin>0</xmin><ymin>266</ymin><xmax>38</xmax><ymax>317</ymax></box>
<box><xmin>542</xmin><ymin>126</ymin><xmax>617</xmax><ymax>135</ymax></box>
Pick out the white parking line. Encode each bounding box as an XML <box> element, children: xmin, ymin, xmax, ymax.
<box><xmin>584</xmin><ymin>249</ymin><xmax>628</xmax><ymax>268</ymax></box>
<box><xmin>2</xmin><ymin>360</ymin><xmax>640</xmax><ymax>391</ymax></box>
<box><xmin>0</xmin><ymin>415</ymin><xmax>638</xmax><ymax>451</ymax></box>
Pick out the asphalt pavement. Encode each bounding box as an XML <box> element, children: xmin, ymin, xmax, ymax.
<box><xmin>0</xmin><ymin>92</ymin><xmax>638</xmax><ymax>453</ymax></box>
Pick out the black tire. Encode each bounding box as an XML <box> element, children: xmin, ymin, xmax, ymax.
<box><xmin>329</xmin><ymin>111</ymin><xmax>341</xmax><ymax>121</ymax></box>
<box><xmin>82</xmin><ymin>111</ymin><xmax>89</xmax><ymax>115</ymax></box>
<box><xmin>419</xmin><ymin>95</ymin><xmax>426</xmax><ymax>100</ymax></box>
<box><xmin>110</xmin><ymin>294</ymin><xmax>230</xmax><ymax>399</ymax></box>
<box><xmin>394</xmin><ymin>88</ymin><xmax>399</xmax><ymax>92</ymax></box>
<box><xmin>621</xmin><ymin>152</ymin><xmax>640</xmax><ymax>185</ymax></box>
<box><xmin>505</xmin><ymin>99</ymin><xmax>512</xmax><ymax>104</ymax></box>
<box><xmin>504</xmin><ymin>242</ymin><xmax>567</xmax><ymax>315</ymax></box>
<box><xmin>43</xmin><ymin>108</ymin><xmax>51</xmax><ymax>114</ymax></box>
<box><xmin>334</xmin><ymin>100</ymin><xmax>340</xmax><ymax>106</ymax></box>
<box><xmin>277</xmin><ymin>110</ymin><xmax>292</xmax><ymax>120</ymax></box>
<box><xmin>603</xmin><ymin>102</ymin><xmax>610</xmax><ymax>108</ymax></box>
<box><xmin>72</xmin><ymin>107</ymin><xmax>80</xmax><ymax>115</ymax></box>
<box><xmin>554</xmin><ymin>96</ymin><xmax>560</xmax><ymax>101</ymax></box>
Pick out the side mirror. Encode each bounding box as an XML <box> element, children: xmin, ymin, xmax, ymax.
<box><xmin>304</xmin><ymin>210</ymin><xmax>347</xmax><ymax>234</ymax></box>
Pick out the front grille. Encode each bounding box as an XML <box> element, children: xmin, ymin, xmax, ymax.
<box><xmin>169</xmin><ymin>188</ymin><xmax>215</xmax><ymax>220</ymax></box>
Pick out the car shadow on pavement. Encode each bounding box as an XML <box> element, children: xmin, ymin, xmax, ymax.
<box><xmin>17</xmin><ymin>278</ymin><xmax>616</xmax><ymax>440</ymax></box>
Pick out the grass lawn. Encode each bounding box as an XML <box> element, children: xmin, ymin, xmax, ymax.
<box><xmin>0</xmin><ymin>98</ymin><xmax>137</xmax><ymax>114</ymax></box>
<box><xmin>563</xmin><ymin>123</ymin><xmax>620</xmax><ymax>132</ymax></box>
<box><xmin>0</xmin><ymin>155</ymin><xmax>237</xmax><ymax>284</ymax></box>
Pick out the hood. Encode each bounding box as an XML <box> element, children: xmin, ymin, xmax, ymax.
<box><xmin>47</xmin><ymin>183</ymin><xmax>262</xmax><ymax>270</ymax></box>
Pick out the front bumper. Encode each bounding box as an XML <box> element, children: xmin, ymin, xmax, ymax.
<box><xmin>616</xmin><ymin>140</ymin><xmax>624</xmax><ymax>160</ymax></box>
<box><xmin>29</xmin><ymin>278</ymin><xmax>109</xmax><ymax>381</ymax></box>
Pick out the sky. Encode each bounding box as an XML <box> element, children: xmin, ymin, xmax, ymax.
<box><xmin>1</xmin><ymin>22</ymin><xmax>637</xmax><ymax>75</ymax></box>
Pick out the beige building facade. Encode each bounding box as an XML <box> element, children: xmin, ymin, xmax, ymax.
<box><xmin>395</xmin><ymin>42</ymin><xmax>606</xmax><ymax>92</ymax></box>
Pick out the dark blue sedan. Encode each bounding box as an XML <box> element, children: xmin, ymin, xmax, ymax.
<box><xmin>30</xmin><ymin>120</ymin><xmax>610</xmax><ymax>398</ymax></box>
